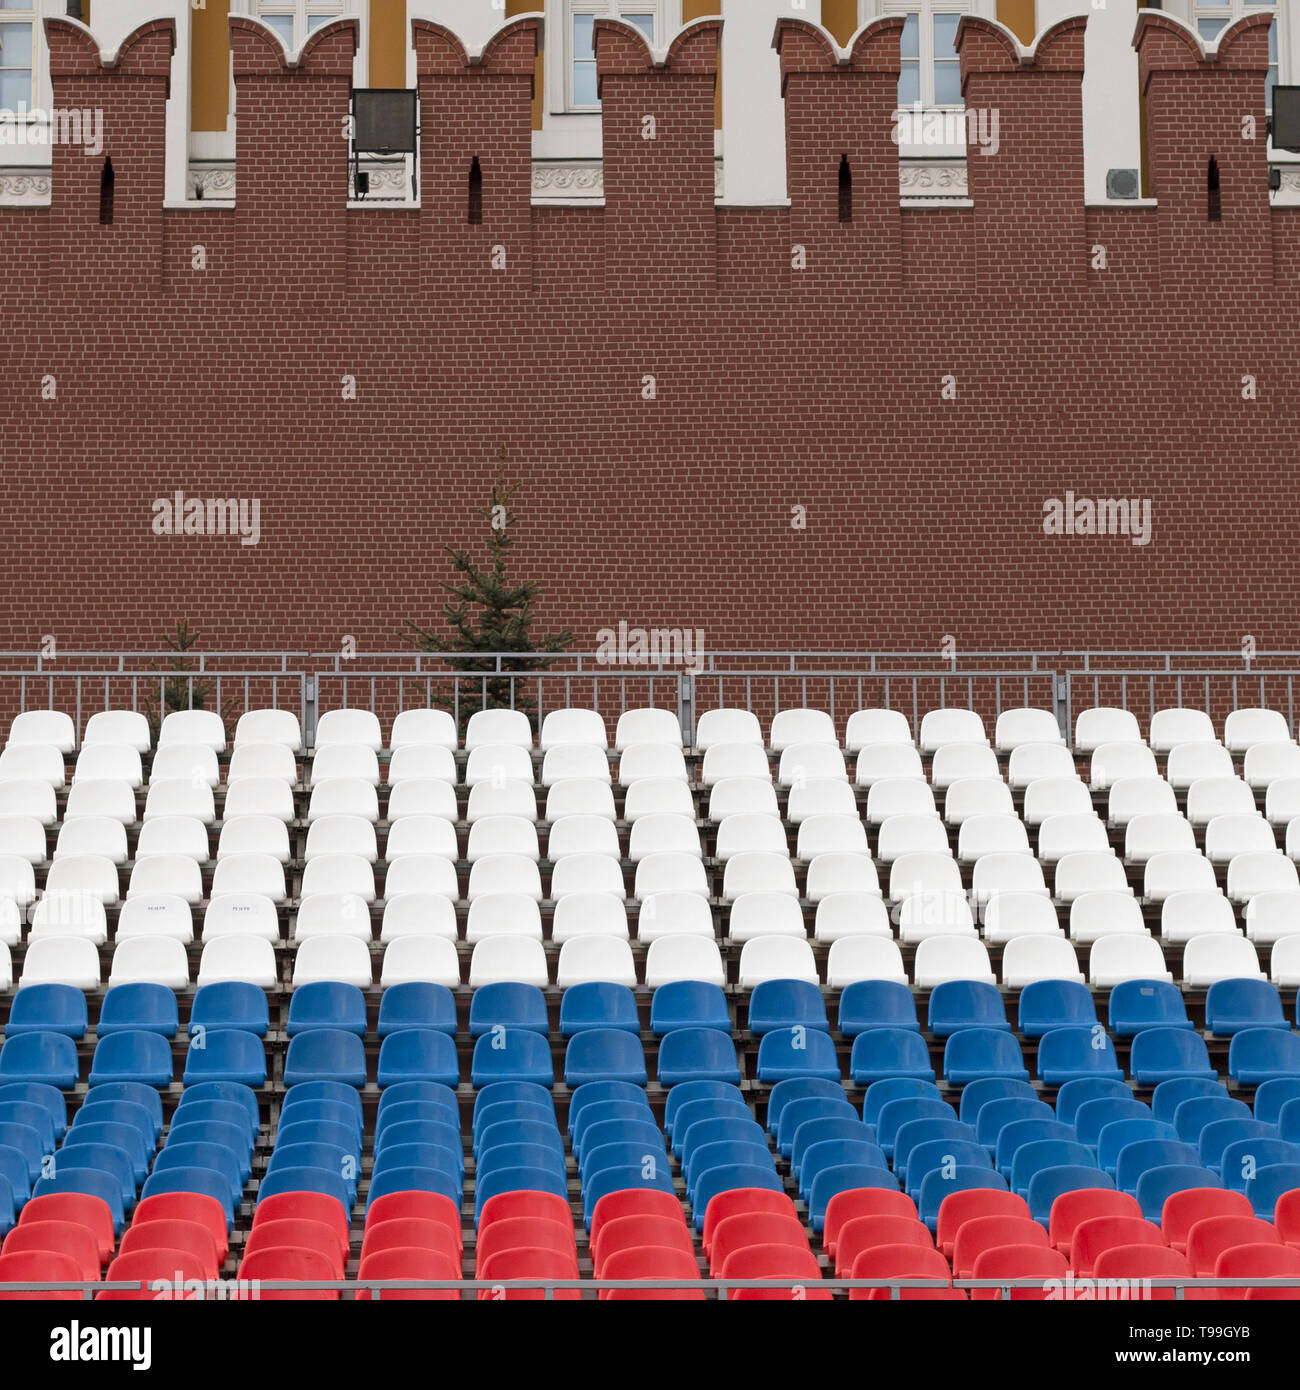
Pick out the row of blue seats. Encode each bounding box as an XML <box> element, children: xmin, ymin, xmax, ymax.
<box><xmin>11</xmin><ymin>977</ymin><xmax>1300</xmax><ymax>1047</ymax></box>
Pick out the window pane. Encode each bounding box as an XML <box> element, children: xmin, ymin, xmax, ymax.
<box><xmin>0</xmin><ymin>69</ymin><xmax>30</xmax><ymax>107</ymax></box>
<box><xmin>0</xmin><ymin>1</ymin><xmax>34</xmax><ymax>9</ymax></box>
<box><xmin>0</xmin><ymin>21</ymin><xmax>33</xmax><ymax>67</ymax></box>
<box><xmin>898</xmin><ymin>62</ymin><xmax>920</xmax><ymax>107</ymax></box>
<box><xmin>1197</xmin><ymin>18</ymin><xmax>1226</xmax><ymax>40</ymax></box>
<box><xmin>1269</xmin><ymin>20</ymin><xmax>1277</xmax><ymax>61</ymax></box>
<box><xmin>307</xmin><ymin>15</ymin><xmax>332</xmax><ymax>32</ymax></box>
<box><xmin>934</xmin><ymin>61</ymin><xmax>962</xmax><ymax>106</ymax></box>
<box><xmin>573</xmin><ymin>60</ymin><xmax>598</xmax><ymax>107</ymax></box>
<box><xmin>573</xmin><ymin>12</ymin><xmax>595</xmax><ymax>60</ymax></box>
<box><xmin>933</xmin><ymin>13</ymin><xmax>960</xmax><ymax>58</ymax></box>
<box><xmin>262</xmin><ymin>15</ymin><xmax>295</xmax><ymax>46</ymax></box>
<box><xmin>900</xmin><ymin>12</ymin><xmax>919</xmax><ymax>60</ymax></box>
<box><xmin>624</xmin><ymin>13</ymin><xmax>655</xmax><ymax>42</ymax></box>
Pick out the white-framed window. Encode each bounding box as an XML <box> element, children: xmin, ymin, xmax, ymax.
<box><xmin>881</xmin><ymin>1</ymin><xmax>972</xmax><ymax>109</ymax></box>
<box><xmin>0</xmin><ymin>0</ymin><xmax>36</xmax><ymax>114</ymax></box>
<box><xmin>255</xmin><ymin>0</ymin><xmax>346</xmax><ymax>51</ymax></box>
<box><xmin>1195</xmin><ymin>2</ymin><xmax>1278</xmax><ymax>106</ymax></box>
<box><xmin>567</xmin><ymin>1</ymin><xmax>662</xmax><ymax>111</ymax></box>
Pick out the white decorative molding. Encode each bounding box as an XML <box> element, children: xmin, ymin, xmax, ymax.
<box><xmin>0</xmin><ymin>168</ymin><xmax>51</xmax><ymax>206</ymax></box>
<box><xmin>898</xmin><ymin>159</ymin><xmax>968</xmax><ymax>198</ymax></box>
<box><xmin>189</xmin><ymin>161</ymin><xmax>236</xmax><ymax>201</ymax></box>
<box><xmin>531</xmin><ymin>157</ymin><xmax>724</xmax><ymax>201</ymax></box>
<box><xmin>186</xmin><ymin>156</ymin><xmax>413</xmax><ymax>202</ymax></box>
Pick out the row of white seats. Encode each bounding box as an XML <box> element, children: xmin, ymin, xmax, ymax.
<box><xmin>8</xmin><ymin>925</ymin><xmax>1300</xmax><ymax>993</ymax></box>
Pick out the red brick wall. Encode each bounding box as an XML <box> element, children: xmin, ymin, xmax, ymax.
<box><xmin>1</xmin><ymin>13</ymin><xmax>1294</xmax><ymax>656</ymax></box>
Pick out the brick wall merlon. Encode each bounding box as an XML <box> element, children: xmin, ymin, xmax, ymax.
<box><xmin>955</xmin><ymin>15</ymin><xmax>1085</xmax><ymax>83</ymax></box>
<box><xmin>229</xmin><ymin>16</ymin><xmax>358</xmax><ymax>77</ymax></box>
<box><xmin>594</xmin><ymin>16</ymin><xmax>720</xmax><ymax>92</ymax></box>
<box><xmin>1135</xmin><ymin>11</ymin><xmax>1272</xmax><ymax>88</ymax></box>
<box><xmin>45</xmin><ymin>16</ymin><xmax>175</xmax><ymax>81</ymax></box>
<box><xmin>411</xmin><ymin>17</ymin><xmax>541</xmax><ymax>78</ymax></box>
<box><xmin>773</xmin><ymin>17</ymin><xmax>904</xmax><ymax>88</ymax></box>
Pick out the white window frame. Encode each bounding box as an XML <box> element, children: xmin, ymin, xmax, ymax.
<box><xmin>0</xmin><ymin>1</ymin><xmax>49</xmax><ymax>120</ymax></box>
<box><xmin>1193</xmin><ymin>1</ymin><xmax>1280</xmax><ymax>106</ymax></box>
<box><xmin>253</xmin><ymin>0</ymin><xmax>348</xmax><ymax>51</ymax></box>
<box><xmin>556</xmin><ymin>0</ymin><xmax>673</xmax><ymax>115</ymax></box>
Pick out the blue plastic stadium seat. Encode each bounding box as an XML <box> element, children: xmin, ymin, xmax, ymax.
<box><xmin>0</xmin><ymin>1120</ymin><xmax>40</xmax><ymax>1183</ymax></box>
<box><xmin>286</xmin><ymin>982</ymin><xmax>368</xmax><ymax>1037</ymax></box>
<box><xmin>1151</xmin><ymin>1077</ymin><xmax>1228</xmax><ymax>1128</ymax></box>
<box><xmin>876</xmin><ymin>1098</ymin><xmax>958</xmax><ymax>1160</ymax></box>
<box><xmin>1073</xmin><ymin>1097</ymin><xmax>1151</xmax><ymax>1149</ymax></box>
<box><xmin>683</xmin><ymin>1140</ymin><xmax>769</xmax><ymax>1200</ymax></box>
<box><xmin>572</xmin><ymin>1116</ymin><xmax>657</xmax><ymax>1167</ymax></box>
<box><xmin>1018</xmin><ymin>980</ymin><xmax>1097</xmax><ymax>1039</ymax></box>
<box><xmin>64</xmin><ymin>1120</ymin><xmax>150</xmax><ymax>1185</ymax></box>
<box><xmin>1116</xmin><ymin>1140</ymin><xmax>1202</xmax><ymax>1196</ymax></box>
<box><xmin>0</xmin><ymin>1148</ymin><xmax>26</xmax><ymax>1209</ymax></box>
<box><xmin>789</xmin><ymin>1115</ymin><xmax>876</xmax><ymax>1178</ymax></box>
<box><xmin>893</xmin><ymin>1118</ymin><xmax>978</xmax><ymax>1181</ymax></box>
<box><xmin>1107</xmin><ymin>980</ymin><xmax>1193</xmax><ymax>1038</ymax></box>
<box><xmin>649</xmin><ymin>981</ymin><xmax>730</xmax><ymax>1035</ymax></box>
<box><xmin>1128</xmin><ymin>1027</ymin><xmax>1217</xmax><ymax>1086</ymax></box>
<box><xmin>777</xmin><ymin>1096</ymin><xmax>858</xmax><ymax>1159</ymax></box>
<box><xmin>73</xmin><ymin>1098</ymin><xmax>155</xmax><ymax>1151</ymax></box>
<box><xmin>907</xmin><ymin>1140</ymin><xmax>993</xmax><ymax>1199</ymax></box>
<box><xmin>1010</xmin><ymin>1140</ymin><xmax>1096</xmax><ymax>1201</ymax></box>
<box><xmin>747</xmin><ymin>979</ymin><xmax>829</xmax><ymax>1036</ymax></box>
<box><xmin>1097</xmin><ymin>1118</ymin><xmax>1178</xmax><ymax>1177</ymax></box>
<box><xmin>470</xmin><ymin>1029</ymin><xmax>554</xmax><ymax>1089</ymax></box>
<box><xmin>1244</xmin><ymin>1162</ymin><xmax>1300</xmax><ymax>1220</ymax></box>
<box><xmin>281</xmin><ymin>1092</ymin><xmax>362</xmax><ymax>1138</ymax></box>
<box><xmin>1220</xmin><ymin>1139</ymin><xmax>1300</xmax><ymax>1193</ymax></box>
<box><xmin>756</xmin><ymin>1027</ymin><xmax>841</xmax><ymax>1083</ymax></box>
<box><xmin>1171</xmin><ymin>1095</ymin><xmax>1251</xmax><ymax>1145</ymax></box>
<box><xmin>97</xmin><ymin>985</ymin><xmax>178</xmax><ymax>1039</ymax></box>
<box><xmin>84</xmin><ymin>1082</ymin><xmax>160</xmax><ymax>1139</ymax></box>
<box><xmin>671</xmin><ymin>1098</ymin><xmax>752</xmax><ymax>1159</ymax></box>
<box><xmin>850</xmin><ymin>1029</ymin><xmax>935</xmax><ymax>1085</ymax></box>
<box><xmin>1278</xmin><ymin>1101</ymin><xmax>1300</xmax><ymax>1145</ymax></box>
<box><xmin>837</xmin><ymin>980</ymin><xmax>920</xmax><ymax>1036</ymax></box>
<box><xmin>378</xmin><ymin>1080</ymin><xmax>457</xmax><ymax>1128</ymax></box>
<box><xmin>994</xmin><ymin>1119</ymin><xmax>1076</xmax><ymax>1177</ymax></box>
<box><xmin>0</xmin><ymin>1101</ymin><xmax>56</xmax><ymax>1156</ymax></box>
<box><xmin>472</xmin><ymin>1163</ymin><xmax>563</xmax><ymax>1223</ymax></box>
<box><xmin>88</xmin><ymin>1031</ymin><xmax>173</xmax><ymax>1088</ymax></box>
<box><xmin>4</xmin><ymin>984</ymin><xmax>87</xmax><ymax>1039</ymax></box>
<box><xmin>475</xmin><ymin>1081</ymin><xmax>555</xmax><ymax>1133</ymax></box>
<box><xmin>179</xmin><ymin>1081</ymin><xmax>261</xmax><ymax>1139</ymax></box>
<box><xmin>139</xmin><ymin>1168</ymin><xmax>236</xmax><ymax>1227</ymax></box>
<box><xmin>33</xmin><ymin>1168</ymin><xmax>125</xmax><ymax>1234</ymax></box>
<box><xmin>0</xmin><ymin>1173</ymin><xmax>14</xmax><ymax>1235</ymax></box>
<box><xmin>800</xmin><ymin>1138</ymin><xmax>888</xmax><ymax>1202</ymax></box>
<box><xmin>374</xmin><ymin>1140</ymin><xmax>464</xmax><ymax>1183</ymax></box>
<box><xmin>1036</xmin><ymin>1027</ymin><xmax>1124</xmax><ymax>1086</ymax></box>
<box><xmin>943</xmin><ymin>1028</ymin><xmax>1029</xmax><ymax>1085</ymax></box>
<box><xmin>663</xmin><ymin>1080</ymin><xmax>740</xmax><ymax>1141</ymax></box>
<box><xmin>1205</xmin><ymin>979</ymin><xmax>1289</xmax><ymax>1035</ymax></box>
<box><xmin>1229</xmin><ymin>1029</ymin><xmax>1300</xmax><ymax>1086</ymax></box>
<box><xmin>0</xmin><ymin>1033</ymin><xmax>79</xmax><ymax>1089</ymax></box>
<box><xmin>1026</xmin><ymin>1165</ymin><xmax>1115</xmax><ymax>1227</ymax></box>
<box><xmin>927</xmin><ymin>981</ymin><xmax>1009</xmax><ymax>1038</ymax></box>
<box><xmin>1253</xmin><ymin>1079</ymin><xmax>1300</xmax><ymax>1128</ymax></box>
<box><xmin>167</xmin><ymin>1120</ymin><xmax>252</xmax><ymax>1178</ymax></box>
<box><xmin>154</xmin><ymin>1141</ymin><xmax>243</xmax><ymax>1203</ymax></box>
<box><xmin>53</xmin><ymin>1143</ymin><xmax>135</xmax><ymax>1211</ymax></box>
<box><xmin>767</xmin><ymin>1077</ymin><xmax>848</xmax><ymax>1137</ymax></box>
<box><xmin>975</xmin><ymin>1097</ymin><xmax>1055</xmax><ymax>1152</ymax></box>
<box><xmin>258</xmin><ymin>1164</ymin><xmax>353</xmax><ymax>1219</ymax></box>
<box><xmin>468</xmin><ymin>982</ymin><xmax>549</xmax><ymax>1038</ymax></box>
<box><xmin>183</xmin><ymin>1029</ymin><xmax>268</xmax><ymax>1087</ymax></box>
<box><xmin>584</xmin><ymin>1163</ymin><xmax>677</xmax><ymax>1230</ymax></box>
<box><xmin>376</xmin><ymin>1029</ymin><xmax>459</xmax><ymax>1088</ymax></box>
<box><xmin>376</xmin><ymin>982</ymin><xmax>457</xmax><ymax>1037</ymax></box>
<box><xmin>188</xmin><ymin>983</ymin><xmax>270</xmax><ymax>1037</ymax></box>
<box><xmin>1199</xmin><ymin>1118</ymin><xmax>1278</xmax><ymax>1172</ymax></box>
<box><xmin>917</xmin><ymin>1165</ymin><xmax>1007</xmax><ymax>1234</ymax></box>
<box><xmin>693</xmin><ymin>1162</ymin><xmax>783</xmax><ymax>1232</ymax></box>
<box><xmin>1134</xmin><ymin>1164</ymin><xmax>1221</xmax><ymax>1224</ymax></box>
<box><xmin>376</xmin><ymin>1121</ymin><xmax>463</xmax><ymax>1172</ymax></box>
<box><xmin>564</xmin><ymin>1030</ymin><xmax>647</xmax><ymax>1088</ymax></box>
<box><xmin>283</xmin><ymin>1030</ymin><xmax>366</xmax><ymax>1088</ymax></box>
<box><xmin>958</xmin><ymin>1078</ymin><xmax>1038</xmax><ymax>1129</ymax></box>
<box><xmin>656</xmin><ymin>1028</ymin><xmax>741</xmax><ymax>1086</ymax></box>
<box><xmin>1054</xmin><ymin>1078</ymin><xmax>1132</xmax><ymax>1129</ymax></box>
<box><xmin>560</xmin><ymin>983</ymin><xmax>640</xmax><ymax>1037</ymax></box>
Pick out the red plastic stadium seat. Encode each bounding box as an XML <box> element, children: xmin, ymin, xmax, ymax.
<box><xmin>823</xmin><ymin>1187</ymin><xmax>919</xmax><ymax>1261</ymax></box>
<box><xmin>364</xmin><ymin>1190</ymin><xmax>462</xmax><ymax>1252</ymax></box>
<box><xmin>588</xmin><ymin>1188</ymin><xmax>688</xmax><ymax>1254</ymax></box>
<box><xmin>1159</xmin><ymin>1187</ymin><xmax>1252</xmax><ymax>1255</ymax></box>
<box><xmin>721</xmin><ymin>1244</ymin><xmax>831</xmax><ymax>1301</ymax></box>
<box><xmin>1214</xmin><ymin>1242</ymin><xmax>1300</xmax><ymax>1301</ymax></box>
<box><xmin>700</xmin><ymin>1187</ymin><xmax>798</xmax><ymax>1259</ymax></box>
<box><xmin>953</xmin><ymin>1216</ymin><xmax>1050</xmax><ymax>1282</ymax></box>
<box><xmin>0</xmin><ymin>1250</ymin><xmax>85</xmax><ymax>1301</ymax></box>
<box><xmin>118</xmin><ymin>1219</ymin><xmax>221</xmax><ymax>1282</ymax></box>
<box><xmin>477</xmin><ymin>1246</ymin><xmax>581</xmax><ymax>1301</ymax></box>
<box><xmin>1186</xmin><ymin>1216</ymin><xmax>1280</xmax><ymax>1278</ymax></box>
<box><xmin>970</xmin><ymin>1244</ymin><xmax>1069</xmax><ymax>1301</ymax></box>
<box><xmin>2</xmin><ymin>1221</ymin><xmax>102</xmax><ymax>1280</ymax></box>
<box><xmin>849</xmin><ymin>1244</ymin><xmax>960</xmax><ymax>1301</ymax></box>
<box><xmin>600</xmin><ymin>1245</ymin><xmax>704</xmax><ymax>1301</ymax></box>
<box><xmin>1270</xmin><ymin>1188</ymin><xmax>1300</xmax><ymax>1247</ymax></box>
<box><xmin>356</xmin><ymin>1247</ymin><xmax>461</xmax><ymax>1301</ymax></box>
<box><xmin>98</xmin><ymin>1248</ymin><xmax>211</xmax><ymax>1301</ymax></box>
<box><xmin>253</xmin><ymin>1191</ymin><xmax>351</xmax><ymax>1265</ymax></box>
<box><xmin>591</xmin><ymin>1214</ymin><xmax>694</xmax><ymax>1277</ymax></box>
<box><xmin>479</xmin><ymin>1189</ymin><xmax>573</xmax><ymax>1236</ymax></box>
<box><xmin>236</xmin><ymin>1245</ymin><xmax>341</xmax><ymax>1300</ymax></box>
<box><xmin>1048</xmin><ymin>1188</ymin><xmax>1141</xmax><ymax>1255</ymax></box>
<box><xmin>1092</xmin><ymin>1245</ymin><xmax>1197</xmax><ymax>1302</ymax></box>
<box><xmin>1070</xmin><ymin>1216</ymin><xmax>1165</xmax><ymax>1279</ymax></box>
<box><xmin>935</xmin><ymin>1188</ymin><xmax>1030</xmax><ymax>1260</ymax></box>
<box><xmin>708</xmin><ymin>1212</ymin><xmax>810</xmax><ymax>1277</ymax></box>
<box><xmin>475</xmin><ymin>1217</ymin><xmax>578</xmax><ymax>1278</ymax></box>
<box><xmin>835</xmin><ymin>1215</ymin><xmax>933</xmax><ymax>1278</ymax></box>
<box><xmin>360</xmin><ymin>1218</ymin><xmax>462</xmax><ymax>1268</ymax></box>
<box><xmin>17</xmin><ymin>1193</ymin><xmax>116</xmax><ymax>1265</ymax></box>
<box><xmin>243</xmin><ymin>1219</ymin><xmax>346</xmax><ymax>1278</ymax></box>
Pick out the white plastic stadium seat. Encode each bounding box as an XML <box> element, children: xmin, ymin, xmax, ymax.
<box><xmin>0</xmin><ymin>745</ymin><xmax>65</xmax><ymax>788</ymax></box>
<box><xmin>389</xmin><ymin>708</ymin><xmax>457</xmax><ymax>751</ymax></box>
<box><xmin>1167</xmin><ymin>742</ymin><xmax>1236</xmax><ymax>790</ymax></box>
<box><xmin>158</xmin><ymin>709</ymin><xmax>226</xmax><ymax>752</ymax></box>
<box><xmin>300</xmin><ymin>855</ymin><xmax>375</xmax><ymax>902</ymax></box>
<box><xmin>228</xmin><ymin>744</ymin><xmax>299</xmax><ymax>785</ymax></box>
<box><xmin>310</xmin><ymin>745</ymin><xmax>381</xmax><ymax>787</ymax></box>
<box><xmin>116</xmin><ymin>894</ymin><xmax>194</xmax><ymax>942</ymax></box>
<box><xmin>1021</xmin><ymin>778</ymin><xmax>1092</xmax><ymax>826</ymax></box>
<box><xmin>1183</xmin><ymin>933</ymin><xmax>1264</xmax><ymax>986</ymax></box>
<box><xmin>1124</xmin><ymin>814</ymin><xmax>1196</xmax><ymax>863</ymax></box>
<box><xmin>1036</xmin><ymin>815</ymin><xmax>1111</xmax><ymax>864</ymax></box>
<box><xmin>876</xmin><ymin>816</ymin><xmax>949</xmax><ymax>864</ymax></box>
<box><xmin>551</xmin><ymin>815</ymin><xmax>621</xmax><ymax>861</ymax></box>
<box><xmin>1089</xmin><ymin>743</ymin><xmax>1158</xmax><ymax>791</ymax></box>
<box><xmin>469</xmin><ymin>936</ymin><xmax>548</xmax><ymax>988</ymax></box>
<box><xmin>615</xmin><ymin>708</ymin><xmax>682</xmax><ymax>751</ymax></box>
<box><xmin>929</xmin><ymin>745</ymin><xmax>999</xmax><ymax>791</ymax></box>
<box><xmin>913</xmin><ymin>936</ymin><xmax>994</xmax><ymax>988</ymax></box>
<box><xmin>770</xmin><ymin>709</ymin><xmax>836</xmax><ymax>752</ymax></box>
<box><xmin>387</xmin><ymin>746</ymin><xmax>457</xmax><ymax>786</ymax></box>
<box><xmin>127</xmin><ymin>854</ymin><xmax>204</xmax><ymax>905</ymax></box>
<box><xmin>695</xmin><ymin>709</ymin><xmax>762</xmax><ymax>750</ymax></box>
<box><xmin>898</xmin><ymin>893</ymin><xmax>975</xmax><ymax>944</ymax></box>
<box><xmin>805</xmin><ymin>854</ymin><xmax>881</xmax><ymax>902</ymax></box>
<box><xmin>1001</xmin><ymin>935</ymin><xmax>1084</xmax><ymax>987</ymax></box>
<box><xmin>855</xmin><ymin>745</ymin><xmax>925</xmax><ymax>787</ymax></box>
<box><xmin>464</xmin><ymin>709</ymin><xmax>533</xmax><ymax>751</ymax></box>
<box><xmin>380</xmin><ymin>893</ymin><xmax>459</xmax><ymax>942</ymax></box>
<box><xmin>1265</xmin><ymin>779</ymin><xmax>1300</xmax><ymax>828</ymax></box>
<box><xmin>6</xmin><ymin>710</ymin><xmax>76</xmax><ymax>753</ymax></box>
<box><xmin>888</xmin><ymin>852</ymin><xmax>961</xmax><ymax>903</ymax></box>
<box><xmin>0</xmin><ymin>816</ymin><xmax>47</xmax><ymax>863</ymax></box>
<box><xmin>109</xmin><ymin>936</ymin><xmax>190</xmax><ymax>989</ymax></box>
<box><xmin>83</xmin><ymin>710</ymin><xmax>151</xmax><ymax>752</ymax></box>
<box><xmin>787</xmin><ymin>779</ymin><xmax>858</xmax><ymax>823</ymax></box>
<box><xmin>982</xmin><ymin>893</ymin><xmax>1062</xmax><ymax>944</ymax></box>
<box><xmin>715</xmin><ymin>814</ymin><xmax>788</xmax><ymax>861</ymax></box>
<box><xmin>866</xmin><ymin>779</ymin><xmax>936</xmax><ymax>824</ymax></box>
<box><xmin>210</xmin><ymin>853</ymin><xmax>287</xmax><ymax>903</ymax></box>
<box><xmin>727</xmin><ymin>893</ymin><xmax>805</xmax><ymax>942</ymax></box>
<box><xmin>137</xmin><ymin>816</ymin><xmax>212</xmax><ymax>861</ymax></box>
<box><xmin>700</xmin><ymin>744</ymin><xmax>770</xmax><ymax>787</ymax></box>
<box><xmin>234</xmin><ymin>708</ymin><xmax>303</xmax><ymax>750</ymax></box>
<box><xmin>1186</xmin><ymin>778</ymin><xmax>1257</xmax><ymax>827</ymax></box>
<box><xmin>540</xmin><ymin>709</ymin><xmax>608</xmax><ymax>752</ymax></box>
<box><xmin>1055</xmin><ymin>853</ymin><xmax>1130</xmax><ymax>903</ymax></box>
<box><xmin>1107</xmin><ymin>778</ymin><xmax>1177</xmax><ymax>827</ymax></box>
<box><xmin>956</xmin><ymin>815</ymin><xmax>1030</xmax><ymax>862</ymax></box>
<box><xmin>203</xmin><ymin>894</ymin><xmax>281</xmax><ymax>942</ymax></box>
<box><xmin>634</xmin><ymin>853</ymin><xmax>708</xmax><ymax>901</ymax></box>
<box><xmin>380</xmin><ymin>936</ymin><xmax>460</xmax><ymax>988</ymax></box>
<box><xmin>1227</xmin><ymin>851</ymin><xmax>1300</xmax><ymax>904</ymax></box>
<box><xmin>919</xmin><ymin>709</ymin><xmax>988</xmax><ymax>752</ymax></box>
<box><xmin>627</xmin><ymin>815</ymin><xmax>699</xmax><ymax>862</ymax></box>
<box><xmin>314</xmin><ymin>708</ymin><xmax>383</xmax><ymax>751</ymax></box>
<box><xmin>995</xmin><ymin>708</ymin><xmax>1064</xmax><ymax>752</ymax></box>
<box><xmin>643</xmin><ymin>936</ymin><xmax>725</xmax><ymax>988</ymax></box>
<box><xmin>0</xmin><ymin>781</ymin><xmax>57</xmax><ymax>824</ymax></box>
<box><xmin>197</xmin><ymin>935</ymin><xmax>277</xmax><ymax>988</ymax></box>
<box><xmin>29</xmin><ymin>893</ymin><xmax>107</xmax><ymax>945</ymax></box>
<box><xmin>293</xmin><ymin>936</ymin><xmax>372</xmax><ymax>988</ymax></box>
<box><xmin>970</xmin><ymin>853</ymin><xmax>1048</xmax><ymax>908</ymax></box>
<box><xmin>542</xmin><ymin>747</ymin><xmax>611</xmax><ymax>789</ymax></box>
<box><xmin>294</xmin><ymin>893</ymin><xmax>374</xmax><ymax>941</ymax></box>
<box><xmin>20</xmin><ymin>937</ymin><xmax>100</xmax><ymax>990</ymax></box>
<box><xmin>552</xmin><ymin>854</ymin><xmax>625</xmax><ymax>900</ymax></box>
<box><xmin>466</xmin><ymin>781</ymin><xmax>538</xmax><ymax>824</ymax></box>
<box><xmin>844</xmin><ymin>709</ymin><xmax>912</xmax><ymax>751</ymax></box>
<box><xmin>551</xmin><ymin>894</ymin><xmax>628</xmax><ymax>942</ymax></box>
<box><xmin>706</xmin><ymin>779</ymin><xmax>779</xmax><ymax>824</ymax></box>
<box><xmin>1204</xmin><ymin>814</ymin><xmax>1275</xmax><ymax>864</ymax></box>
<box><xmin>825</xmin><ymin>936</ymin><xmax>907</xmax><ymax>988</ymax></box>
<box><xmin>622</xmin><ymin>779</ymin><xmax>693</xmax><ymax>822</ymax></box>
<box><xmin>1073</xmin><ymin>707</ymin><xmax>1141</xmax><ymax>753</ymax></box>
<box><xmin>222</xmin><ymin>778</ymin><xmax>295</xmax><ymax>823</ymax></box>
<box><xmin>619</xmin><ymin>745</ymin><xmax>688</xmax><ymax>785</ymax></box>
<box><xmin>1148</xmin><ymin>709</ymin><xmax>1216</xmax><ymax>753</ymax></box>
<box><xmin>1224</xmin><ymin>709</ymin><xmax>1291</xmax><ymax>754</ymax></box>
<box><xmin>1244</xmin><ymin>742</ymin><xmax>1300</xmax><ymax>790</ymax></box>
<box><xmin>813</xmin><ymin>893</ymin><xmax>892</xmax><ymax>942</ymax></box>
<box><xmin>545</xmin><ymin>779</ymin><xmax>617</xmax><ymax>821</ymax></box>
<box><xmin>45</xmin><ymin>855</ymin><xmax>119</xmax><ymax>904</ymax></box>
<box><xmin>1007</xmin><ymin>744</ymin><xmax>1077</xmax><ymax>788</ymax></box>
<box><xmin>1270</xmin><ymin>936</ymin><xmax>1300</xmax><ymax>988</ymax></box>
<box><xmin>150</xmin><ymin>744</ymin><xmax>220</xmax><ymax>789</ymax></box>
<box><xmin>143</xmin><ymin>780</ymin><xmax>215</xmax><ymax>824</ymax></box>
<box><xmin>556</xmin><ymin>936</ymin><xmax>636</xmax><ymax>988</ymax></box>
<box><xmin>1244</xmin><ymin>891</ymin><xmax>1300</xmax><ymax>944</ymax></box>
<box><xmin>944</xmin><ymin>779</ymin><xmax>1014</xmax><ymax>826</ymax></box>
<box><xmin>777</xmin><ymin>745</ymin><xmax>847</xmax><ymax>787</ymax></box>
<box><xmin>1089</xmin><ymin>934</ymin><xmax>1173</xmax><ymax>987</ymax></box>
<box><xmin>796</xmin><ymin>816</ymin><xmax>868</xmax><ymax>860</ymax></box>
<box><xmin>465</xmin><ymin>855</ymin><xmax>542</xmax><ymax>902</ymax></box>
<box><xmin>1143</xmin><ymin>852</ymin><xmax>1217</xmax><ymax>902</ymax></box>
<box><xmin>634</xmin><ymin>892</ymin><xmax>714</xmax><ymax>942</ymax></box>
<box><xmin>385</xmin><ymin>816</ymin><xmax>459</xmax><ymax>862</ymax></box>
<box><xmin>1160</xmin><ymin>890</ymin><xmax>1237</xmax><ymax>943</ymax></box>
<box><xmin>721</xmin><ymin>852</ymin><xmax>797</xmax><ymax>901</ymax></box>
<box><xmin>1068</xmin><ymin>891</ymin><xmax>1146</xmax><ymax>944</ymax></box>
<box><xmin>738</xmin><ymin>936</ymin><xmax>818</xmax><ymax>987</ymax></box>
<box><xmin>467</xmin><ymin>816</ymin><xmax>540</xmax><ymax>863</ymax></box>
